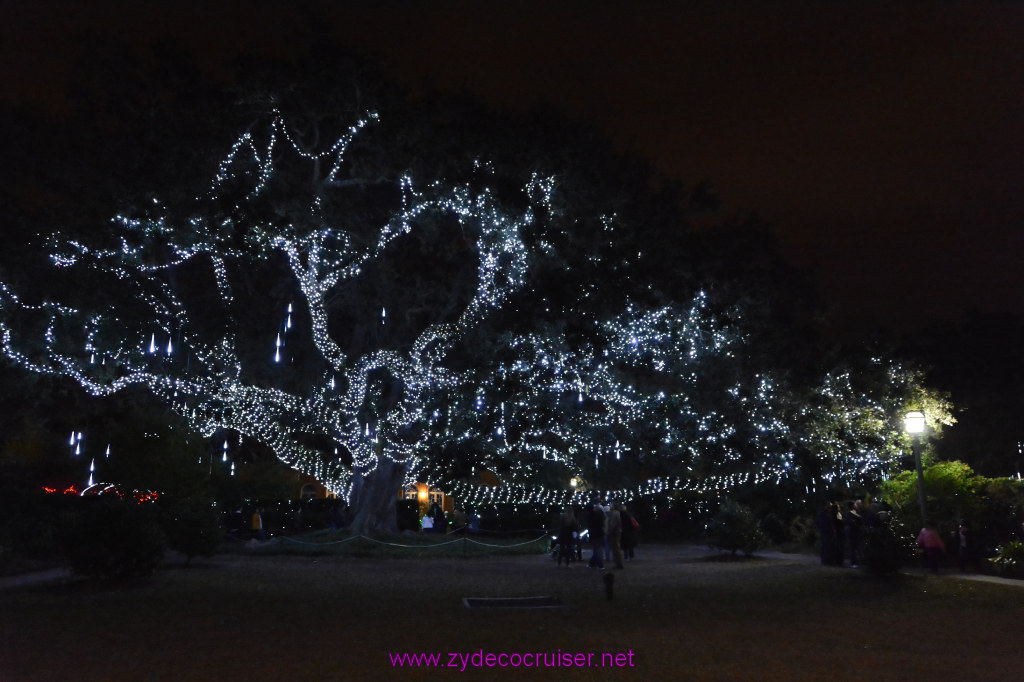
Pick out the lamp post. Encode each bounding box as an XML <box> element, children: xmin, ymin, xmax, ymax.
<box><xmin>904</xmin><ymin>410</ymin><xmax>927</xmax><ymax>523</ymax></box>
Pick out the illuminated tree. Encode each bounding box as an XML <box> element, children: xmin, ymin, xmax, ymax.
<box><xmin>794</xmin><ymin>355</ymin><xmax>955</xmax><ymax>496</ymax></box>
<box><xmin>0</xmin><ymin>83</ymin><xmax>954</xmax><ymax>532</ymax></box>
<box><xmin>441</xmin><ymin>291</ymin><xmax>802</xmax><ymax>508</ymax></box>
<box><xmin>0</xmin><ymin>102</ymin><xmax>808</xmax><ymax>528</ymax></box>
<box><xmin>0</xmin><ymin>112</ymin><xmax>573</xmax><ymax>534</ymax></box>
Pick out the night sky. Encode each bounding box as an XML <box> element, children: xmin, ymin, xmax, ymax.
<box><xmin>3</xmin><ymin>1</ymin><xmax>1022</xmax><ymax>339</ymax></box>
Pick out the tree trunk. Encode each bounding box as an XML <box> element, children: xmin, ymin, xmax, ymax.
<box><xmin>347</xmin><ymin>455</ymin><xmax>408</xmax><ymax>536</ymax></box>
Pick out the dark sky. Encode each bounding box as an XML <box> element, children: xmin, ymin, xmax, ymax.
<box><xmin>3</xmin><ymin>1</ymin><xmax>1023</xmax><ymax>339</ymax></box>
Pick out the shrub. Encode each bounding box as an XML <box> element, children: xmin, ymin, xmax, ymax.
<box><xmin>859</xmin><ymin>522</ymin><xmax>905</xmax><ymax>576</ymax></box>
<box><xmin>159</xmin><ymin>497</ymin><xmax>222</xmax><ymax>563</ymax></box>
<box><xmin>60</xmin><ymin>496</ymin><xmax>165</xmax><ymax>580</ymax></box>
<box><xmin>974</xmin><ymin>478</ymin><xmax>1024</xmax><ymax>555</ymax></box>
<box><xmin>787</xmin><ymin>514</ymin><xmax>817</xmax><ymax>550</ymax></box>
<box><xmin>878</xmin><ymin>462</ymin><xmax>1024</xmax><ymax>554</ymax></box>
<box><xmin>990</xmin><ymin>541</ymin><xmax>1024</xmax><ymax>578</ymax></box>
<box><xmin>1</xmin><ymin>492</ymin><xmax>80</xmax><ymax>559</ymax></box>
<box><xmin>7</xmin><ymin>513</ymin><xmax>62</xmax><ymax>558</ymax></box>
<box><xmin>396</xmin><ymin>499</ymin><xmax>420</xmax><ymax>532</ymax></box>
<box><xmin>706</xmin><ymin>499</ymin><xmax>767</xmax><ymax>557</ymax></box>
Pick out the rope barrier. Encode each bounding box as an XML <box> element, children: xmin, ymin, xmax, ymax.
<box><xmin>352</xmin><ymin>535</ymin><xmax>466</xmax><ymax>549</ymax></box>
<box><xmin>279</xmin><ymin>535</ymin><xmax>363</xmax><ymax>546</ymax></box>
<box><xmin>461</xmin><ymin>534</ymin><xmax>548</xmax><ymax>549</ymax></box>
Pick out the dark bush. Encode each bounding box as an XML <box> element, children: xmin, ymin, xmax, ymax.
<box><xmin>788</xmin><ymin>514</ymin><xmax>818</xmax><ymax>550</ymax></box>
<box><xmin>1</xmin><ymin>492</ymin><xmax>79</xmax><ymax>558</ymax></box>
<box><xmin>60</xmin><ymin>496</ymin><xmax>165</xmax><ymax>580</ymax></box>
<box><xmin>990</xmin><ymin>541</ymin><xmax>1024</xmax><ymax>578</ymax></box>
<box><xmin>396</xmin><ymin>499</ymin><xmax>420</xmax><ymax>532</ymax></box>
<box><xmin>706</xmin><ymin>498</ymin><xmax>767</xmax><ymax>557</ymax></box>
<box><xmin>159</xmin><ymin>497</ymin><xmax>222</xmax><ymax>563</ymax></box>
<box><xmin>10</xmin><ymin>516</ymin><xmax>62</xmax><ymax>557</ymax></box>
<box><xmin>859</xmin><ymin>522</ymin><xmax>905</xmax><ymax>576</ymax></box>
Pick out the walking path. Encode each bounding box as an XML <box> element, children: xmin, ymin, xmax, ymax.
<box><xmin>751</xmin><ymin>547</ymin><xmax>1024</xmax><ymax>587</ymax></box>
<box><xmin>2</xmin><ymin>545</ymin><xmax>1021</xmax><ymax>590</ymax></box>
<box><xmin>0</xmin><ymin>567</ymin><xmax>72</xmax><ymax>590</ymax></box>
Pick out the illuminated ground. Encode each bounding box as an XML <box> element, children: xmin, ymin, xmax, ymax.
<box><xmin>2</xmin><ymin>545</ymin><xmax>1020</xmax><ymax>681</ymax></box>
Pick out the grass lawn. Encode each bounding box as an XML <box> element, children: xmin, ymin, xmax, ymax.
<box><xmin>2</xmin><ymin>543</ymin><xmax>1021</xmax><ymax>681</ymax></box>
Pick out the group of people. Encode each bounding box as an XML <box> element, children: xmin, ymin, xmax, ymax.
<box><xmin>421</xmin><ymin>502</ymin><xmax>448</xmax><ymax>533</ymax></box>
<box><xmin>917</xmin><ymin>519</ymin><xmax>977</xmax><ymax>574</ymax></box>
<box><xmin>555</xmin><ymin>499</ymin><xmax>638</xmax><ymax>570</ymax></box>
<box><xmin>816</xmin><ymin>499</ymin><xmax>879</xmax><ymax>567</ymax></box>
<box><xmin>818</xmin><ymin>498</ymin><xmax>977</xmax><ymax>574</ymax></box>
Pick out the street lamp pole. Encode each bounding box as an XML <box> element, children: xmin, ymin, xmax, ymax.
<box><xmin>905</xmin><ymin>411</ymin><xmax>927</xmax><ymax>523</ymax></box>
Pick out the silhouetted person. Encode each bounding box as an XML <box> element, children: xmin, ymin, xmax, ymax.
<box><xmin>832</xmin><ymin>502</ymin><xmax>845</xmax><ymax>565</ymax></box>
<box><xmin>845</xmin><ymin>500</ymin><xmax>864</xmax><ymax>568</ymax></box>
<box><xmin>608</xmin><ymin>503</ymin><xmax>624</xmax><ymax>569</ymax></box>
<box><xmin>587</xmin><ymin>501</ymin><xmax>606</xmax><ymax>569</ymax></box>
<box><xmin>556</xmin><ymin>507</ymin><xmax>579</xmax><ymax>567</ymax></box>
<box><xmin>431</xmin><ymin>503</ymin><xmax>446</xmax><ymax>533</ymax></box>
<box><xmin>958</xmin><ymin>520</ymin><xmax>975</xmax><ymax>573</ymax></box>
<box><xmin>816</xmin><ymin>502</ymin><xmax>840</xmax><ymax>565</ymax></box>
<box><xmin>620</xmin><ymin>504</ymin><xmax>638</xmax><ymax>561</ymax></box>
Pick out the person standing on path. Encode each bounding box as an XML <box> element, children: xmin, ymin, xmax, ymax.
<box><xmin>845</xmin><ymin>500</ymin><xmax>864</xmax><ymax>568</ymax></box>
<box><xmin>251</xmin><ymin>507</ymin><xmax>265</xmax><ymax>542</ymax></box>
<box><xmin>607</xmin><ymin>503</ymin><xmax>624</xmax><ymax>569</ymax></box>
<box><xmin>587</xmin><ymin>500</ymin><xmax>606</xmax><ymax>570</ymax></box>
<box><xmin>957</xmin><ymin>520</ymin><xmax>975</xmax><ymax>573</ymax></box>
<box><xmin>917</xmin><ymin>521</ymin><xmax>946</xmax><ymax>574</ymax></box>
<box><xmin>619</xmin><ymin>503</ymin><xmax>638</xmax><ymax>561</ymax></box>
<box><xmin>556</xmin><ymin>506</ymin><xmax>579</xmax><ymax>567</ymax></box>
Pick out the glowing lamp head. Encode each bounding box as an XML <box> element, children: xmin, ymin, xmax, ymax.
<box><xmin>904</xmin><ymin>411</ymin><xmax>926</xmax><ymax>434</ymax></box>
